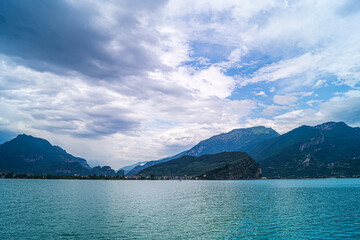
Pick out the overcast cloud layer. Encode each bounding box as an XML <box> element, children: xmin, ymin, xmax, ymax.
<box><xmin>0</xmin><ymin>0</ymin><xmax>360</xmax><ymax>168</ymax></box>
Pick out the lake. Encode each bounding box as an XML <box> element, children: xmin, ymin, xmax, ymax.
<box><xmin>1</xmin><ymin>179</ymin><xmax>360</xmax><ymax>239</ymax></box>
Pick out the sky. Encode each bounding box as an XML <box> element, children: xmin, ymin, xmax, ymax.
<box><xmin>0</xmin><ymin>0</ymin><xmax>360</xmax><ymax>168</ymax></box>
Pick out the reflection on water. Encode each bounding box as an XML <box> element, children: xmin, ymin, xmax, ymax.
<box><xmin>1</xmin><ymin>179</ymin><xmax>360</xmax><ymax>239</ymax></box>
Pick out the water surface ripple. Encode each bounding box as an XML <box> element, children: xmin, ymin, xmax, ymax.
<box><xmin>1</xmin><ymin>179</ymin><xmax>360</xmax><ymax>239</ymax></box>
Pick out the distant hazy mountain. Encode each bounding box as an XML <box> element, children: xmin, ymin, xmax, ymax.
<box><xmin>122</xmin><ymin>126</ymin><xmax>279</xmax><ymax>176</ymax></box>
<box><xmin>124</xmin><ymin>151</ymin><xmax>187</xmax><ymax>176</ymax></box>
<box><xmin>91</xmin><ymin>166</ymin><xmax>118</xmax><ymax>177</ymax></box>
<box><xmin>0</xmin><ymin>134</ymin><xmax>116</xmax><ymax>176</ymax></box>
<box><xmin>119</xmin><ymin>161</ymin><xmax>148</xmax><ymax>175</ymax></box>
<box><xmin>140</xmin><ymin>151</ymin><xmax>261</xmax><ymax>179</ymax></box>
<box><xmin>252</xmin><ymin>122</ymin><xmax>360</xmax><ymax>178</ymax></box>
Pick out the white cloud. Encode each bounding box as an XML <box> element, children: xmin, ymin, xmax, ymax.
<box><xmin>0</xmin><ymin>56</ymin><xmax>257</xmax><ymax>168</ymax></box>
<box><xmin>1</xmin><ymin>0</ymin><xmax>360</xmax><ymax>169</ymax></box>
<box><xmin>306</xmin><ymin>100</ymin><xmax>320</xmax><ymax>107</ymax></box>
<box><xmin>261</xmin><ymin>105</ymin><xmax>289</xmax><ymax>116</ymax></box>
<box><xmin>255</xmin><ymin>91</ymin><xmax>267</xmax><ymax>97</ymax></box>
<box><xmin>170</xmin><ymin>66</ymin><xmax>236</xmax><ymax>99</ymax></box>
<box><xmin>247</xmin><ymin>89</ymin><xmax>360</xmax><ymax>134</ymax></box>
<box><xmin>273</xmin><ymin>95</ymin><xmax>298</xmax><ymax>105</ymax></box>
<box><xmin>314</xmin><ymin>79</ymin><xmax>326</xmax><ymax>88</ymax></box>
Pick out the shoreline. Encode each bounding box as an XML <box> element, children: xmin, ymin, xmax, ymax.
<box><xmin>1</xmin><ymin>173</ymin><xmax>360</xmax><ymax>181</ymax></box>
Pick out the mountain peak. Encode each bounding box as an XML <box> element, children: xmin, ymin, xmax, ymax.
<box><xmin>16</xmin><ymin>133</ymin><xmax>33</xmax><ymax>138</ymax></box>
<box><xmin>229</xmin><ymin>126</ymin><xmax>274</xmax><ymax>132</ymax></box>
<box><xmin>9</xmin><ymin>134</ymin><xmax>52</xmax><ymax>148</ymax></box>
<box><xmin>314</xmin><ymin>121</ymin><xmax>348</xmax><ymax>131</ymax></box>
<box><xmin>186</xmin><ymin>126</ymin><xmax>280</xmax><ymax>157</ymax></box>
<box><xmin>14</xmin><ymin>134</ymin><xmax>47</xmax><ymax>142</ymax></box>
<box><xmin>212</xmin><ymin>126</ymin><xmax>278</xmax><ymax>139</ymax></box>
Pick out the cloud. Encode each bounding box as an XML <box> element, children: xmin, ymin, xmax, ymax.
<box><xmin>0</xmin><ymin>58</ymin><xmax>142</xmax><ymax>138</ymax></box>
<box><xmin>306</xmin><ymin>100</ymin><xmax>320</xmax><ymax>107</ymax></box>
<box><xmin>0</xmin><ymin>56</ymin><xmax>256</xmax><ymax>168</ymax></box>
<box><xmin>314</xmin><ymin>79</ymin><xmax>326</xmax><ymax>88</ymax></box>
<box><xmin>336</xmin><ymin>0</ymin><xmax>360</xmax><ymax>16</ymax></box>
<box><xmin>238</xmin><ymin>30</ymin><xmax>360</xmax><ymax>92</ymax></box>
<box><xmin>247</xmin><ymin>90</ymin><xmax>360</xmax><ymax>134</ymax></box>
<box><xmin>318</xmin><ymin>91</ymin><xmax>360</xmax><ymax>125</ymax></box>
<box><xmin>255</xmin><ymin>91</ymin><xmax>267</xmax><ymax>97</ymax></box>
<box><xmin>261</xmin><ymin>105</ymin><xmax>289</xmax><ymax>116</ymax></box>
<box><xmin>173</xmin><ymin>66</ymin><xmax>235</xmax><ymax>99</ymax></box>
<box><xmin>0</xmin><ymin>0</ymin><xmax>168</xmax><ymax>79</ymax></box>
<box><xmin>1</xmin><ymin>0</ymin><xmax>360</xmax><ymax>169</ymax></box>
<box><xmin>273</xmin><ymin>95</ymin><xmax>298</xmax><ymax>105</ymax></box>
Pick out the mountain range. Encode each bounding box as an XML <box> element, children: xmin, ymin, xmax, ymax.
<box><xmin>1</xmin><ymin>121</ymin><xmax>360</xmax><ymax>179</ymax></box>
<box><xmin>0</xmin><ymin>134</ymin><xmax>119</xmax><ymax>176</ymax></box>
<box><xmin>250</xmin><ymin>122</ymin><xmax>360</xmax><ymax>178</ymax></box>
<box><xmin>134</xmin><ymin>122</ymin><xmax>360</xmax><ymax>178</ymax></box>
<box><xmin>123</xmin><ymin>126</ymin><xmax>279</xmax><ymax>176</ymax></box>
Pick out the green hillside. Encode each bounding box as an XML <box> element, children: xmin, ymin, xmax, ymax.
<box><xmin>140</xmin><ymin>151</ymin><xmax>261</xmax><ymax>179</ymax></box>
<box><xmin>252</xmin><ymin>122</ymin><xmax>360</xmax><ymax>178</ymax></box>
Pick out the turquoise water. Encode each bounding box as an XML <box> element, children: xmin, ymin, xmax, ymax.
<box><xmin>1</xmin><ymin>179</ymin><xmax>360</xmax><ymax>239</ymax></box>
